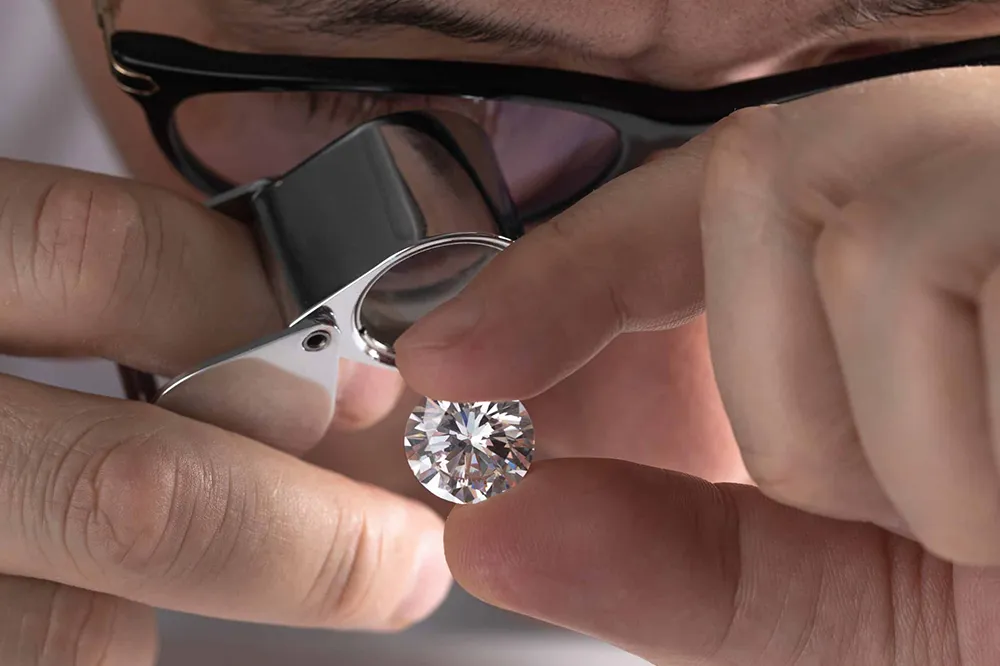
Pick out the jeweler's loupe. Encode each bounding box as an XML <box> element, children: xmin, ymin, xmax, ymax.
<box><xmin>139</xmin><ymin>110</ymin><xmax>520</xmax><ymax>454</ymax></box>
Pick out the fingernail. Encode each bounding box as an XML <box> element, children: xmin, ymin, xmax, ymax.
<box><xmin>394</xmin><ymin>530</ymin><xmax>453</xmax><ymax>627</ymax></box>
<box><xmin>401</xmin><ymin>296</ymin><xmax>483</xmax><ymax>351</ymax></box>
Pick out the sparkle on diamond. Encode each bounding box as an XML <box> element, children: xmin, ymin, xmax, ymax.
<box><xmin>404</xmin><ymin>398</ymin><xmax>534</xmax><ymax>505</ymax></box>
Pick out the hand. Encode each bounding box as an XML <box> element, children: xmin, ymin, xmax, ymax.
<box><xmin>395</xmin><ymin>67</ymin><xmax>1000</xmax><ymax>663</ymax></box>
<box><xmin>0</xmin><ymin>160</ymin><xmax>450</xmax><ymax>666</ymax></box>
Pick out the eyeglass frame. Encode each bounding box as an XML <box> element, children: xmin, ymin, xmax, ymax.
<box><xmin>94</xmin><ymin>0</ymin><xmax>1000</xmax><ymax>222</ymax></box>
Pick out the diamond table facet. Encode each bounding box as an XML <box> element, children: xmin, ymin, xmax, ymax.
<box><xmin>404</xmin><ymin>398</ymin><xmax>534</xmax><ymax>505</ymax></box>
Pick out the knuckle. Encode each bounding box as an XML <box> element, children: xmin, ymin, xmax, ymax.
<box><xmin>17</xmin><ymin>175</ymin><xmax>162</xmax><ymax>332</ymax></box>
<box><xmin>19</xmin><ymin>398</ymin><xmax>256</xmax><ymax>594</ymax></box>
<box><xmin>303</xmin><ymin>500</ymin><xmax>409</xmax><ymax>628</ymax></box>
<box><xmin>741</xmin><ymin>430</ymin><xmax>863</xmax><ymax>515</ymax></box>
<box><xmin>59</xmin><ymin>412</ymin><xmax>213</xmax><ymax>581</ymax></box>
<box><xmin>823</xmin><ymin>190</ymin><xmax>953</xmax><ymax>298</ymax></box>
<box><xmin>817</xmin><ymin>199</ymin><xmax>891</xmax><ymax>284</ymax></box>
<box><xmin>708</xmin><ymin>105</ymin><xmax>782</xmax><ymax>163</ymax></box>
<box><xmin>701</xmin><ymin>105</ymin><xmax>784</xmax><ymax>230</ymax></box>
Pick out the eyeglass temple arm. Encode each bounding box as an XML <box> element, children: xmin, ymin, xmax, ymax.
<box><xmin>93</xmin><ymin>0</ymin><xmax>159</xmax><ymax>96</ymax></box>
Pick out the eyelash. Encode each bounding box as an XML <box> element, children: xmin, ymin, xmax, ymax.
<box><xmin>300</xmin><ymin>91</ymin><xmax>418</xmax><ymax>124</ymax></box>
<box><xmin>288</xmin><ymin>91</ymin><xmax>499</xmax><ymax>134</ymax></box>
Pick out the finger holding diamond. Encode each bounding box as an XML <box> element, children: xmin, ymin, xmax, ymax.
<box><xmin>445</xmin><ymin>459</ymin><xmax>992</xmax><ymax>665</ymax></box>
<box><xmin>394</xmin><ymin>140</ymin><xmax>710</xmax><ymax>403</ymax></box>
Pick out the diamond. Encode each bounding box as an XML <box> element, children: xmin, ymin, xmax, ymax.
<box><xmin>404</xmin><ymin>398</ymin><xmax>534</xmax><ymax>505</ymax></box>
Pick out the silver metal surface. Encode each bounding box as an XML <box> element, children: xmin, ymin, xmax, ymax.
<box><xmin>154</xmin><ymin>233</ymin><xmax>507</xmax><ymax>451</ymax></box>
<box><xmin>155</xmin><ymin>317</ymin><xmax>339</xmax><ymax>451</ymax></box>
<box><xmin>219</xmin><ymin>112</ymin><xmax>518</xmax><ymax>323</ymax></box>
<box><xmin>299</xmin><ymin>233</ymin><xmax>509</xmax><ymax>367</ymax></box>
<box><xmin>151</xmin><ymin>114</ymin><xmax>515</xmax><ymax>446</ymax></box>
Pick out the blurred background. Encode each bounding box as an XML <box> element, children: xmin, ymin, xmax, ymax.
<box><xmin>0</xmin><ymin>1</ymin><xmax>645</xmax><ymax>664</ymax></box>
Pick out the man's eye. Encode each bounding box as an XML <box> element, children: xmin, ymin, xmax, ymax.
<box><xmin>173</xmin><ymin>90</ymin><xmax>488</xmax><ymax>182</ymax></box>
<box><xmin>298</xmin><ymin>91</ymin><xmax>432</xmax><ymax>125</ymax></box>
<box><xmin>173</xmin><ymin>90</ymin><xmax>622</xmax><ymax>217</ymax></box>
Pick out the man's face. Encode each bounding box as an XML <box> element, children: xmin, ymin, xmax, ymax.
<box><xmin>49</xmin><ymin>0</ymin><xmax>1000</xmax><ymax>486</ymax></box>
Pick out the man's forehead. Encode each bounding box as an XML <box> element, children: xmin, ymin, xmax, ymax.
<box><xmin>219</xmin><ymin>0</ymin><xmax>842</xmax><ymax>56</ymax></box>
<box><xmin>224</xmin><ymin>0</ymin><xmax>681</xmax><ymax>54</ymax></box>
<box><xmin>210</xmin><ymin>0</ymin><xmax>998</xmax><ymax>70</ymax></box>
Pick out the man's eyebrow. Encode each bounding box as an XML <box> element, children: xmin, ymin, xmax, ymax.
<box><xmin>243</xmin><ymin>0</ymin><xmax>564</xmax><ymax>50</ymax></box>
<box><xmin>824</xmin><ymin>0</ymin><xmax>997</xmax><ymax>28</ymax></box>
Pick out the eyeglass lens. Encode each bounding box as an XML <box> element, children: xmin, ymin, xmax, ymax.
<box><xmin>172</xmin><ymin>91</ymin><xmax>621</xmax><ymax>217</ymax></box>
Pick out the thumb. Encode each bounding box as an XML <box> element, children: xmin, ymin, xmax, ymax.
<box><xmin>394</xmin><ymin>138</ymin><xmax>711</xmax><ymax>403</ymax></box>
<box><xmin>444</xmin><ymin>459</ymin><xmax>988</xmax><ymax>665</ymax></box>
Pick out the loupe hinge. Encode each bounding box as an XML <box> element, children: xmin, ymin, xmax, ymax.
<box><xmin>304</xmin><ymin>306</ymin><xmax>337</xmax><ymax>331</ymax></box>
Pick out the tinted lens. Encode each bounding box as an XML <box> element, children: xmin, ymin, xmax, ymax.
<box><xmin>173</xmin><ymin>91</ymin><xmax>620</xmax><ymax>217</ymax></box>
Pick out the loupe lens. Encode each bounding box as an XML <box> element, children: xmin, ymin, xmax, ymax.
<box><xmin>356</xmin><ymin>238</ymin><xmax>504</xmax><ymax>359</ymax></box>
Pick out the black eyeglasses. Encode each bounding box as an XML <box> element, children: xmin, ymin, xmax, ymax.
<box><xmin>96</xmin><ymin>1</ymin><xmax>1000</xmax><ymax>221</ymax></box>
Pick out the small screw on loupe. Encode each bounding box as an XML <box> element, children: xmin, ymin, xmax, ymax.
<box><xmin>302</xmin><ymin>330</ymin><xmax>332</xmax><ymax>352</ymax></box>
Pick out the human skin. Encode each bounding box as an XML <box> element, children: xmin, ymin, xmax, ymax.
<box><xmin>2</xmin><ymin>0</ymin><xmax>994</xmax><ymax>664</ymax></box>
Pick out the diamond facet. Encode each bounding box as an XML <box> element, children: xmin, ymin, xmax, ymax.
<box><xmin>404</xmin><ymin>398</ymin><xmax>534</xmax><ymax>505</ymax></box>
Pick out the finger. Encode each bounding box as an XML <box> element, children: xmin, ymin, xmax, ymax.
<box><xmin>698</xmin><ymin>69</ymin><xmax>1000</xmax><ymax>528</ymax></box>
<box><xmin>701</xmin><ymin>106</ymin><xmax>902</xmax><ymax>529</ymax></box>
<box><xmin>0</xmin><ymin>375</ymin><xmax>451</xmax><ymax>631</ymax></box>
<box><xmin>816</xmin><ymin>144</ymin><xmax>1000</xmax><ymax>565</ymax></box>
<box><xmin>395</xmin><ymin>69</ymin><xmax>1000</xmax><ymax>405</ymax></box>
<box><xmin>445</xmin><ymin>459</ymin><xmax>995</xmax><ymax>665</ymax></box>
<box><xmin>0</xmin><ymin>576</ymin><xmax>157</xmax><ymax>666</ymax></box>
<box><xmin>0</xmin><ymin>159</ymin><xmax>400</xmax><ymax>431</ymax></box>
<box><xmin>0</xmin><ymin>159</ymin><xmax>278</xmax><ymax>372</ymax></box>
<box><xmin>701</xmin><ymin>71</ymin><xmax>1000</xmax><ymax>543</ymax></box>
<box><xmin>524</xmin><ymin>320</ymin><xmax>747</xmax><ymax>481</ymax></box>
<box><xmin>395</xmin><ymin>139</ymin><xmax>710</xmax><ymax>402</ymax></box>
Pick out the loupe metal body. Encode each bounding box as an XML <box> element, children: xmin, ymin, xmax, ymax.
<box><xmin>138</xmin><ymin>111</ymin><xmax>519</xmax><ymax>452</ymax></box>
